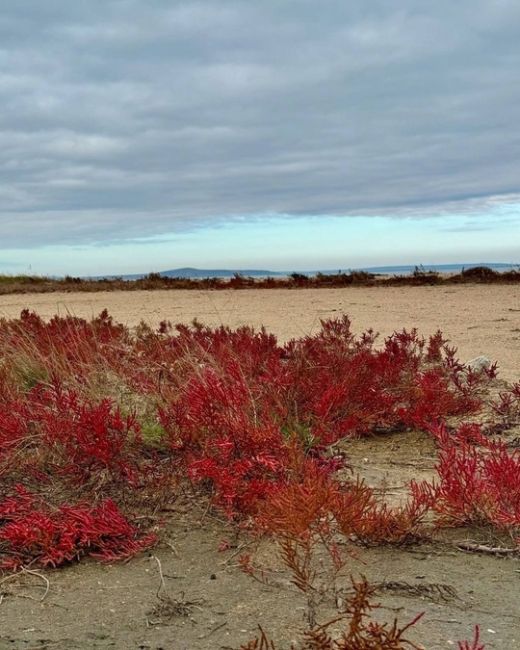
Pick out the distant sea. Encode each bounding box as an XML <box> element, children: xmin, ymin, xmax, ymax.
<box><xmin>356</xmin><ymin>262</ymin><xmax>519</xmax><ymax>276</ymax></box>
<box><xmin>93</xmin><ymin>262</ymin><xmax>519</xmax><ymax>281</ymax></box>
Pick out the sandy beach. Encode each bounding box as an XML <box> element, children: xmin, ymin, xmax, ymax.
<box><xmin>1</xmin><ymin>284</ymin><xmax>520</xmax><ymax>649</ymax></box>
<box><xmin>1</xmin><ymin>284</ymin><xmax>518</xmax><ymax>382</ymax></box>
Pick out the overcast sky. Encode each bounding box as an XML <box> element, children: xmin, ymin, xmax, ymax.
<box><xmin>1</xmin><ymin>0</ymin><xmax>519</xmax><ymax>274</ymax></box>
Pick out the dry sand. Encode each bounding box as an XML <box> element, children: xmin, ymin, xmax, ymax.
<box><xmin>1</xmin><ymin>284</ymin><xmax>519</xmax><ymax>381</ymax></box>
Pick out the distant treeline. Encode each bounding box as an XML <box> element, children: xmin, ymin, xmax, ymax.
<box><xmin>0</xmin><ymin>265</ymin><xmax>520</xmax><ymax>295</ymax></box>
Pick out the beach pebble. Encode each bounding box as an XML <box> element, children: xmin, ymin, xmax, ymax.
<box><xmin>467</xmin><ymin>356</ymin><xmax>491</xmax><ymax>371</ymax></box>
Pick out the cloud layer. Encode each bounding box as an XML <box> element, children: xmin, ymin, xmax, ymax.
<box><xmin>1</xmin><ymin>0</ymin><xmax>519</xmax><ymax>248</ymax></box>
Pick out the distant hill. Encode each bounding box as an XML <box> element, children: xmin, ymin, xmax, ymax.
<box><xmin>160</xmin><ymin>267</ymin><xmax>287</xmax><ymax>279</ymax></box>
<box><xmin>94</xmin><ymin>267</ymin><xmax>288</xmax><ymax>280</ymax></box>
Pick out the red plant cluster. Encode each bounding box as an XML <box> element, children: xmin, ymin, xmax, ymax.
<box><xmin>0</xmin><ymin>310</ymin><xmax>508</xmax><ymax>646</ymax></box>
<box><xmin>240</xmin><ymin>579</ymin><xmax>483</xmax><ymax>650</ymax></box>
<box><xmin>491</xmin><ymin>382</ymin><xmax>520</xmax><ymax>427</ymax></box>
<box><xmin>420</xmin><ymin>423</ymin><xmax>520</xmax><ymax>533</ymax></box>
<box><xmin>0</xmin><ymin>311</ymin><xmax>512</xmax><ymax>571</ymax></box>
<box><xmin>154</xmin><ymin>317</ymin><xmax>493</xmax><ymax>514</ymax></box>
<box><xmin>159</xmin><ymin>360</ymin><xmax>294</xmax><ymax>516</ymax></box>
<box><xmin>254</xmin><ymin>467</ymin><xmax>434</xmax><ymax>549</ymax></box>
<box><xmin>0</xmin><ymin>485</ymin><xmax>155</xmax><ymax>570</ymax></box>
<box><xmin>0</xmin><ymin>383</ymin><xmax>155</xmax><ymax>491</ymax></box>
<box><xmin>281</xmin><ymin>322</ymin><xmax>487</xmax><ymax>442</ymax></box>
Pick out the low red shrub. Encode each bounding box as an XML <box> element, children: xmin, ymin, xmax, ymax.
<box><xmin>0</xmin><ymin>383</ymin><xmax>144</xmax><ymax>489</ymax></box>
<box><xmin>0</xmin><ymin>311</ymin><xmax>510</xmax><ymax>584</ymax></box>
<box><xmin>0</xmin><ymin>486</ymin><xmax>155</xmax><ymax>569</ymax></box>
<box><xmin>423</xmin><ymin>424</ymin><xmax>520</xmax><ymax>532</ymax></box>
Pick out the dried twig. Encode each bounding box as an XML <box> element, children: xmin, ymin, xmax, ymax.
<box><xmin>0</xmin><ymin>567</ymin><xmax>50</xmax><ymax>602</ymax></box>
<box><xmin>153</xmin><ymin>555</ymin><xmax>167</xmax><ymax>600</ymax></box>
<box><xmin>21</xmin><ymin>567</ymin><xmax>50</xmax><ymax>601</ymax></box>
<box><xmin>456</xmin><ymin>542</ymin><xmax>519</xmax><ymax>556</ymax></box>
<box><xmin>199</xmin><ymin>621</ymin><xmax>227</xmax><ymax>639</ymax></box>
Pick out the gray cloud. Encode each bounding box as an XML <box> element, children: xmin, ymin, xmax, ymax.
<box><xmin>1</xmin><ymin>0</ymin><xmax>520</xmax><ymax>248</ymax></box>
